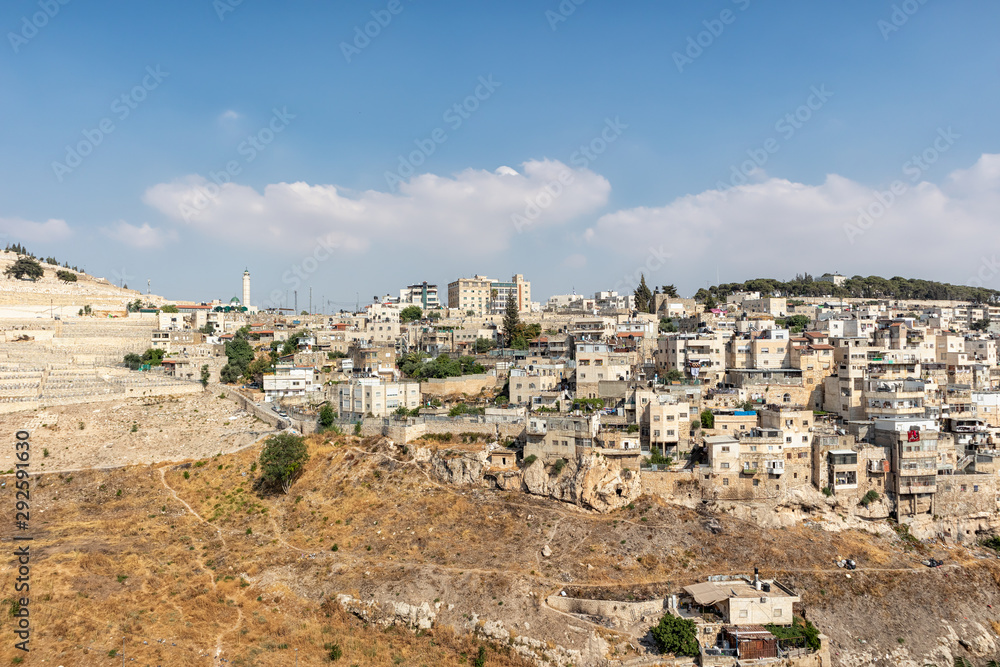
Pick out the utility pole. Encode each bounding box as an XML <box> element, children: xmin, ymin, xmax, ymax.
<box><xmin>294</xmin><ymin>290</ymin><xmax>298</xmax><ymax>314</ymax></box>
<box><xmin>309</xmin><ymin>287</ymin><xmax>312</xmax><ymax>314</ymax></box>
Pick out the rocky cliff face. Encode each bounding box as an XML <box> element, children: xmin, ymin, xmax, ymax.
<box><xmin>520</xmin><ymin>454</ymin><xmax>641</xmax><ymax>512</ymax></box>
<box><xmin>418</xmin><ymin>442</ymin><xmax>641</xmax><ymax>512</ymax></box>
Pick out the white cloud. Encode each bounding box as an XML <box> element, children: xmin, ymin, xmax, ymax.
<box><xmin>585</xmin><ymin>153</ymin><xmax>1000</xmax><ymax>287</ymax></box>
<box><xmin>0</xmin><ymin>217</ymin><xmax>72</xmax><ymax>243</ymax></box>
<box><xmin>219</xmin><ymin>109</ymin><xmax>241</xmax><ymax>122</ymax></box>
<box><xmin>141</xmin><ymin>160</ymin><xmax>611</xmax><ymax>255</ymax></box>
<box><xmin>102</xmin><ymin>221</ymin><xmax>177</xmax><ymax>249</ymax></box>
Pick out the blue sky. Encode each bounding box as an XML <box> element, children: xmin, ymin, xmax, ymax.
<box><xmin>2</xmin><ymin>0</ymin><xmax>999</xmax><ymax>308</ymax></box>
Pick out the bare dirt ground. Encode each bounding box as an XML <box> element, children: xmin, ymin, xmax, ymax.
<box><xmin>0</xmin><ymin>391</ymin><xmax>274</xmax><ymax>473</ymax></box>
<box><xmin>1</xmin><ymin>431</ymin><xmax>998</xmax><ymax>666</ymax></box>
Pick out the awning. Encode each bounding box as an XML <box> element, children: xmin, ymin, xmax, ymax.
<box><xmin>683</xmin><ymin>582</ymin><xmax>729</xmax><ymax>606</ymax></box>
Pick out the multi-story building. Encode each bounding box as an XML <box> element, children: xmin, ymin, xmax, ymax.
<box><xmin>635</xmin><ymin>390</ymin><xmax>692</xmax><ymax>456</ymax></box>
<box><xmin>398</xmin><ymin>282</ymin><xmax>441</xmax><ymax>311</ymax></box>
<box><xmin>523</xmin><ymin>414</ymin><xmax>600</xmax><ymax>462</ymax></box>
<box><xmin>263</xmin><ymin>363</ymin><xmax>318</xmax><ymax>402</ymax></box>
<box><xmin>447</xmin><ymin>274</ymin><xmax>532</xmax><ymax>317</ymax></box>
<box><xmin>875</xmin><ymin>418</ymin><xmax>940</xmax><ymax>517</ymax></box>
<box><xmin>654</xmin><ymin>331</ymin><xmax>727</xmax><ymax>385</ymax></box>
<box><xmin>490</xmin><ymin>274</ymin><xmax>532</xmax><ymax>314</ymax></box>
<box><xmin>448</xmin><ymin>275</ymin><xmax>494</xmax><ymax>316</ymax></box>
<box><xmin>334</xmin><ymin>377</ymin><xmax>420</xmax><ymax>420</ymax></box>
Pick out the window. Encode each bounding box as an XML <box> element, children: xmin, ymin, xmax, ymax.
<box><xmin>653</xmin><ymin>415</ymin><xmax>660</xmax><ymax>422</ymax></box>
<box><xmin>721</xmin><ymin>462</ymin><xmax>730</xmax><ymax>469</ymax></box>
<box><xmin>721</xmin><ymin>446</ymin><xmax>730</xmax><ymax>453</ymax></box>
<box><xmin>722</xmin><ymin>478</ymin><xmax>729</xmax><ymax>486</ymax></box>
<box><xmin>774</xmin><ymin>608</ymin><xmax>783</xmax><ymax>617</ymax></box>
<box><xmin>753</xmin><ymin>479</ymin><xmax>759</xmax><ymax>487</ymax></box>
<box><xmin>739</xmin><ymin>609</ymin><xmax>748</xmax><ymax>618</ymax></box>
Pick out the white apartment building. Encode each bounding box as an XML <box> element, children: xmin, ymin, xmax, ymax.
<box><xmin>263</xmin><ymin>363</ymin><xmax>318</xmax><ymax>402</ymax></box>
<box><xmin>334</xmin><ymin>377</ymin><xmax>421</xmax><ymax>420</ymax></box>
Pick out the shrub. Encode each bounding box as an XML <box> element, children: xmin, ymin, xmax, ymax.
<box><xmin>328</xmin><ymin>644</ymin><xmax>343</xmax><ymax>660</ymax></box>
<box><xmin>318</xmin><ymin>403</ymin><xmax>336</xmax><ymax>428</ymax></box>
<box><xmin>522</xmin><ymin>454</ymin><xmax>537</xmax><ymax>466</ymax></box>
<box><xmin>821</xmin><ymin>486</ymin><xmax>833</xmax><ymax>497</ymax></box>
<box><xmin>649</xmin><ymin>613</ymin><xmax>698</xmax><ymax>656</ymax></box>
<box><xmin>551</xmin><ymin>458</ymin><xmax>566</xmax><ymax>475</ymax></box>
<box><xmin>473</xmin><ymin>646</ymin><xmax>486</xmax><ymax>667</ymax></box>
<box><xmin>766</xmin><ymin>617</ymin><xmax>821</xmax><ymax>652</ymax></box>
<box><xmin>183</xmin><ymin>471</ymin><xmax>190</xmax><ymax>479</ymax></box>
<box><xmin>259</xmin><ymin>433</ymin><xmax>310</xmax><ymax>494</ymax></box>
<box><xmin>4</xmin><ymin>256</ymin><xmax>43</xmax><ymax>281</ymax></box>
<box><xmin>981</xmin><ymin>535</ymin><xmax>1000</xmax><ymax>551</ymax></box>
<box><xmin>700</xmin><ymin>409</ymin><xmax>714</xmax><ymax>429</ymax></box>
<box><xmin>331</xmin><ymin>544</ymin><xmax>339</xmax><ymax>552</ymax></box>
<box><xmin>860</xmin><ymin>490</ymin><xmax>880</xmax><ymax>507</ymax></box>
<box><xmin>56</xmin><ymin>269</ymin><xmax>77</xmax><ymax>282</ymax></box>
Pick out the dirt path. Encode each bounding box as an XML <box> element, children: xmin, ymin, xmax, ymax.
<box><xmin>158</xmin><ymin>465</ymin><xmax>242</xmax><ymax>661</ymax></box>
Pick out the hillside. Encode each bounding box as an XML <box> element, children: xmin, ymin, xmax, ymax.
<box><xmin>694</xmin><ymin>274</ymin><xmax>1000</xmax><ymax>304</ymax></box>
<box><xmin>2</xmin><ymin>432</ymin><xmax>998</xmax><ymax>666</ymax></box>
<box><xmin>0</xmin><ymin>251</ymin><xmax>168</xmax><ymax>317</ymax></box>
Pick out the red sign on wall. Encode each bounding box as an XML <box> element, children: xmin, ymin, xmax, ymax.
<box><xmin>907</xmin><ymin>429</ymin><xmax>920</xmax><ymax>442</ymax></box>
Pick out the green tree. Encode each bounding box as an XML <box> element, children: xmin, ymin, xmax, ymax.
<box><xmin>56</xmin><ymin>269</ymin><xmax>77</xmax><ymax>282</ymax></box>
<box><xmin>258</xmin><ymin>432</ymin><xmax>309</xmax><ymax>494</ymax></box>
<box><xmin>200</xmin><ymin>364</ymin><xmax>210</xmax><ymax>388</ymax></box>
<box><xmin>4</xmin><ymin>256</ymin><xmax>43</xmax><ymax>281</ymax></box>
<box><xmin>972</xmin><ymin>318</ymin><xmax>990</xmax><ymax>332</ymax></box>
<box><xmin>400</xmin><ymin>305</ymin><xmax>423</xmax><ymax>323</ymax></box>
<box><xmin>141</xmin><ymin>348</ymin><xmax>165</xmax><ymax>366</ymax></box>
<box><xmin>765</xmin><ymin>617</ymin><xmax>821</xmax><ymax>652</ymax></box>
<box><xmin>220</xmin><ymin>364</ymin><xmax>242</xmax><ymax>384</ymax></box>
<box><xmin>224</xmin><ymin>336</ymin><xmax>256</xmax><ymax>377</ymax></box>
<box><xmin>245</xmin><ymin>355</ymin><xmax>273</xmax><ymax>385</ymax></box>
<box><xmin>700</xmin><ymin>409</ymin><xmax>714</xmax><ymax>428</ymax></box>
<box><xmin>649</xmin><ymin>613</ymin><xmax>698</xmax><ymax>657</ymax></box>
<box><xmin>161</xmin><ymin>304</ymin><xmax>179</xmax><ymax>313</ymax></box>
<box><xmin>784</xmin><ymin>314</ymin><xmax>812</xmax><ymax>333</ymax></box>
<box><xmin>319</xmin><ymin>404</ymin><xmax>335</xmax><ymax>428</ymax></box>
<box><xmin>634</xmin><ymin>274</ymin><xmax>653</xmax><ymax>313</ymax></box>
<box><xmin>661</xmin><ymin>284</ymin><xmax>679</xmax><ymax>298</ymax></box>
<box><xmin>664</xmin><ymin>369</ymin><xmax>683</xmax><ymax>383</ymax></box>
<box><xmin>474</xmin><ymin>337</ymin><xmax>496</xmax><ymax>353</ymax></box>
<box><xmin>502</xmin><ymin>291</ymin><xmax>521</xmax><ymax>346</ymax></box>
<box><xmin>123</xmin><ymin>353</ymin><xmax>143</xmax><ymax>370</ymax></box>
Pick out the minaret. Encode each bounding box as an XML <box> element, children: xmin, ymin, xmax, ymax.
<box><xmin>242</xmin><ymin>269</ymin><xmax>250</xmax><ymax>308</ymax></box>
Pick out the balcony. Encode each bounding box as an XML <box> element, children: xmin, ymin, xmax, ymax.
<box><xmin>765</xmin><ymin>460</ymin><xmax>785</xmax><ymax>475</ymax></box>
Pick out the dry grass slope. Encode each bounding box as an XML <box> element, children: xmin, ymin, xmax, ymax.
<box><xmin>1</xmin><ymin>432</ymin><xmax>998</xmax><ymax>666</ymax></box>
